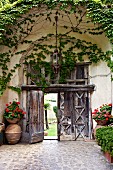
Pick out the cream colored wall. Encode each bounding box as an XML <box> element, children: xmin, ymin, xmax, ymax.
<box><xmin>0</xmin><ymin>89</ymin><xmax>9</xmax><ymax>122</ymax></box>
<box><xmin>0</xmin><ymin>47</ymin><xmax>21</xmax><ymax>122</ymax></box>
<box><xmin>0</xmin><ymin>7</ymin><xmax>112</xmax><ymax>123</ymax></box>
<box><xmin>90</xmin><ymin>62</ymin><xmax>111</xmax><ymax>110</ymax></box>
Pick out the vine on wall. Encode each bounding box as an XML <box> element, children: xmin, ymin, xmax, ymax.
<box><xmin>0</xmin><ymin>0</ymin><xmax>113</xmax><ymax>96</ymax></box>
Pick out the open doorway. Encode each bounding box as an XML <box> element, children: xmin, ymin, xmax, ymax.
<box><xmin>44</xmin><ymin>93</ymin><xmax>58</xmax><ymax>140</ymax></box>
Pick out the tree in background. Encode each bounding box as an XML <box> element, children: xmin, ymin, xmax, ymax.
<box><xmin>53</xmin><ymin>106</ymin><xmax>58</xmax><ymax>118</ymax></box>
<box><xmin>44</xmin><ymin>103</ymin><xmax>50</xmax><ymax>129</ymax></box>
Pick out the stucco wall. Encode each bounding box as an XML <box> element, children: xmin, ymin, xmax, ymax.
<box><xmin>90</xmin><ymin>62</ymin><xmax>111</xmax><ymax>110</ymax></box>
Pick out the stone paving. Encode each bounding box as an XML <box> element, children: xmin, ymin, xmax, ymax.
<box><xmin>0</xmin><ymin>139</ymin><xmax>113</xmax><ymax>170</ymax></box>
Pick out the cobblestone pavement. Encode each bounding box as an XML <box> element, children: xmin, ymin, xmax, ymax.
<box><xmin>0</xmin><ymin>139</ymin><xmax>113</xmax><ymax>170</ymax></box>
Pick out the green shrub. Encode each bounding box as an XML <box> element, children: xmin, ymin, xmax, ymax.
<box><xmin>96</xmin><ymin>126</ymin><xmax>113</xmax><ymax>156</ymax></box>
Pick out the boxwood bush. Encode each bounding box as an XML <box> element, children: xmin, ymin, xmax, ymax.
<box><xmin>96</xmin><ymin>126</ymin><xmax>113</xmax><ymax>156</ymax></box>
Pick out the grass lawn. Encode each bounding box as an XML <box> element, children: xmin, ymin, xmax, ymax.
<box><xmin>46</xmin><ymin>122</ymin><xmax>57</xmax><ymax>136</ymax></box>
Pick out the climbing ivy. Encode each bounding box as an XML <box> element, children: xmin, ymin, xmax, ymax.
<box><xmin>0</xmin><ymin>0</ymin><xmax>113</xmax><ymax>96</ymax></box>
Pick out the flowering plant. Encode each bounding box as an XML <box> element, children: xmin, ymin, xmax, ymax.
<box><xmin>92</xmin><ymin>103</ymin><xmax>113</xmax><ymax>122</ymax></box>
<box><xmin>4</xmin><ymin>101</ymin><xmax>26</xmax><ymax>120</ymax></box>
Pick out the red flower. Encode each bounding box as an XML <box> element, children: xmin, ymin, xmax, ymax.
<box><xmin>22</xmin><ymin>112</ymin><xmax>26</xmax><ymax>115</ymax></box>
<box><xmin>12</xmin><ymin>113</ymin><xmax>14</xmax><ymax>116</ymax></box>
<box><xmin>19</xmin><ymin>109</ymin><xmax>22</xmax><ymax>112</ymax></box>
<box><xmin>5</xmin><ymin>108</ymin><xmax>9</xmax><ymax>112</ymax></box>
<box><xmin>108</xmin><ymin>103</ymin><xmax>112</xmax><ymax>107</ymax></box>
<box><xmin>94</xmin><ymin>109</ymin><xmax>99</xmax><ymax>112</ymax></box>
<box><xmin>16</xmin><ymin>102</ymin><xmax>20</xmax><ymax>105</ymax></box>
<box><xmin>6</xmin><ymin>104</ymin><xmax>9</xmax><ymax>106</ymax></box>
<box><xmin>15</xmin><ymin>107</ymin><xmax>19</xmax><ymax>111</ymax></box>
<box><xmin>106</xmin><ymin>118</ymin><xmax>109</xmax><ymax>121</ymax></box>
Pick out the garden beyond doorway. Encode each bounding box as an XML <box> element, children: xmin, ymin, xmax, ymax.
<box><xmin>44</xmin><ymin>93</ymin><xmax>58</xmax><ymax>140</ymax></box>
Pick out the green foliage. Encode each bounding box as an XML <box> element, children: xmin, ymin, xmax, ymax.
<box><xmin>8</xmin><ymin>86</ymin><xmax>21</xmax><ymax>94</ymax></box>
<box><xmin>53</xmin><ymin>106</ymin><xmax>58</xmax><ymax>117</ymax></box>
<box><xmin>46</xmin><ymin>122</ymin><xmax>57</xmax><ymax>136</ymax></box>
<box><xmin>0</xmin><ymin>0</ymin><xmax>113</xmax><ymax>95</ymax></box>
<box><xmin>96</xmin><ymin>126</ymin><xmax>113</xmax><ymax>156</ymax></box>
<box><xmin>44</xmin><ymin>103</ymin><xmax>50</xmax><ymax>110</ymax></box>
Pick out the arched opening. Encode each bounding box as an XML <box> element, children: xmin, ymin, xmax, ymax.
<box><xmin>1</xmin><ymin>3</ymin><xmax>112</xmax><ymax>143</ymax></box>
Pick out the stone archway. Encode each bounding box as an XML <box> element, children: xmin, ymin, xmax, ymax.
<box><xmin>1</xmin><ymin>4</ymin><xmax>112</xmax><ymax>142</ymax></box>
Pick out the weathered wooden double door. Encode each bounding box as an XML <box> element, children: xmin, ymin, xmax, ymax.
<box><xmin>25</xmin><ymin>86</ymin><xmax>93</xmax><ymax>143</ymax></box>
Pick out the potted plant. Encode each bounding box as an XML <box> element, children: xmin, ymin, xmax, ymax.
<box><xmin>92</xmin><ymin>103</ymin><xmax>113</xmax><ymax>126</ymax></box>
<box><xmin>4</xmin><ymin>100</ymin><xmax>26</xmax><ymax>144</ymax></box>
<box><xmin>4</xmin><ymin>100</ymin><xmax>26</xmax><ymax>124</ymax></box>
<box><xmin>96</xmin><ymin>126</ymin><xmax>113</xmax><ymax>163</ymax></box>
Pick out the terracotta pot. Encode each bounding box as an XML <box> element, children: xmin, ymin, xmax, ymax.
<box><xmin>104</xmin><ymin>152</ymin><xmax>113</xmax><ymax>163</ymax></box>
<box><xmin>6</xmin><ymin>118</ymin><xmax>20</xmax><ymax>124</ymax></box>
<box><xmin>96</xmin><ymin>120</ymin><xmax>108</xmax><ymax>126</ymax></box>
<box><xmin>5</xmin><ymin>124</ymin><xmax>21</xmax><ymax>144</ymax></box>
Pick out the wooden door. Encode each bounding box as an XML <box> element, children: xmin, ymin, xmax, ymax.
<box><xmin>29</xmin><ymin>90</ymin><xmax>44</xmax><ymax>143</ymax></box>
<box><xmin>57</xmin><ymin>91</ymin><xmax>75</xmax><ymax>141</ymax></box>
<box><xmin>74</xmin><ymin>91</ymin><xmax>89</xmax><ymax>140</ymax></box>
<box><xmin>57</xmin><ymin>90</ymin><xmax>90</xmax><ymax>141</ymax></box>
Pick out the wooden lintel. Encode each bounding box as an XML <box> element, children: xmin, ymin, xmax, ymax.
<box><xmin>66</xmin><ymin>79</ymin><xmax>86</xmax><ymax>82</ymax></box>
<box><xmin>21</xmin><ymin>84</ymin><xmax>95</xmax><ymax>92</ymax></box>
<box><xmin>75</xmin><ymin>62</ymin><xmax>92</xmax><ymax>66</ymax></box>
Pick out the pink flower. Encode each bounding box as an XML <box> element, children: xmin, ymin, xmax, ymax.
<box><xmin>104</xmin><ymin>114</ymin><xmax>108</xmax><ymax>117</ymax></box>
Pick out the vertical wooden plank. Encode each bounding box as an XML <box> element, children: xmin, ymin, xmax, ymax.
<box><xmin>64</xmin><ymin>92</ymin><xmax>72</xmax><ymax>117</ymax></box>
<box><xmin>21</xmin><ymin>90</ymin><xmax>30</xmax><ymax>143</ymax></box>
<box><xmin>57</xmin><ymin>92</ymin><xmax>61</xmax><ymax>141</ymax></box>
<box><xmin>29</xmin><ymin>90</ymin><xmax>44</xmax><ymax>143</ymax></box>
<box><xmin>88</xmin><ymin>92</ymin><xmax>93</xmax><ymax>139</ymax></box>
<box><xmin>70</xmin><ymin>92</ymin><xmax>75</xmax><ymax>133</ymax></box>
<box><xmin>84</xmin><ymin>93</ymin><xmax>89</xmax><ymax>137</ymax></box>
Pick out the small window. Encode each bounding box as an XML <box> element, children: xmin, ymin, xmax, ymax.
<box><xmin>76</xmin><ymin>65</ymin><xmax>84</xmax><ymax>79</ymax></box>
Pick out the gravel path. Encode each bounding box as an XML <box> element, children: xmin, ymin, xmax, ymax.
<box><xmin>0</xmin><ymin>140</ymin><xmax>113</xmax><ymax>170</ymax></box>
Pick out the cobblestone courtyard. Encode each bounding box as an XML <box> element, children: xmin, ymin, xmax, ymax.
<box><xmin>0</xmin><ymin>140</ymin><xmax>113</xmax><ymax>170</ymax></box>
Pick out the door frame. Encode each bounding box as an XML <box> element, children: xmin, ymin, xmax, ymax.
<box><xmin>21</xmin><ymin>84</ymin><xmax>95</xmax><ymax>143</ymax></box>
